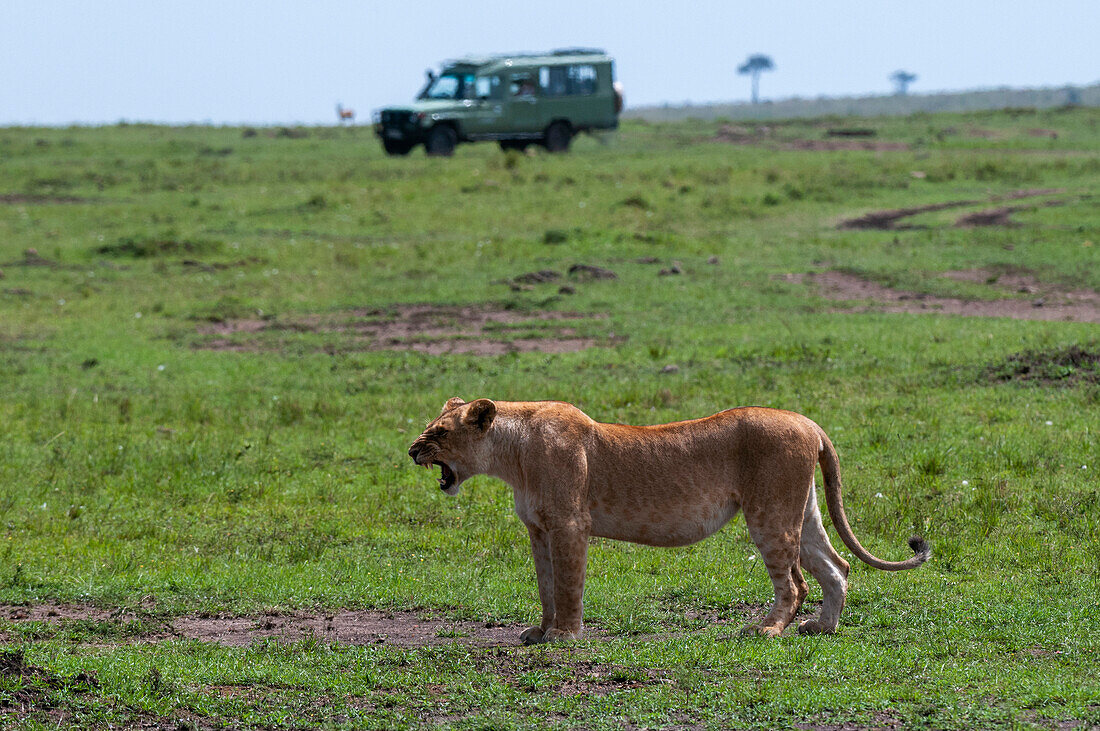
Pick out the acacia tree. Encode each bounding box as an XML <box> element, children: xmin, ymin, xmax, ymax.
<box><xmin>890</xmin><ymin>70</ymin><xmax>917</xmax><ymax>95</ymax></box>
<box><xmin>738</xmin><ymin>54</ymin><xmax>775</xmax><ymax>104</ymax></box>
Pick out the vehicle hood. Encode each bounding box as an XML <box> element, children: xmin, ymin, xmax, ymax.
<box><xmin>375</xmin><ymin>99</ymin><xmax>478</xmax><ymax>116</ymax></box>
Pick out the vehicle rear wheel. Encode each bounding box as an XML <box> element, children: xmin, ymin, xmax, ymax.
<box><xmin>425</xmin><ymin>126</ymin><xmax>457</xmax><ymax>157</ymax></box>
<box><xmin>382</xmin><ymin>139</ymin><xmax>413</xmax><ymax>156</ymax></box>
<box><xmin>543</xmin><ymin>121</ymin><xmax>573</xmax><ymax>153</ymax></box>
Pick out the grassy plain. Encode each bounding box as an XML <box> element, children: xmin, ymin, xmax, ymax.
<box><xmin>1</xmin><ymin>107</ymin><xmax>1099</xmax><ymax>729</ymax></box>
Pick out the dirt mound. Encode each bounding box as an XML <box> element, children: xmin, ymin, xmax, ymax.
<box><xmin>982</xmin><ymin>345</ymin><xmax>1100</xmax><ymax>385</ymax></box>
<box><xmin>1</xmin><ymin>248</ymin><xmax>62</xmax><ymax>268</ymax></box>
<box><xmin>512</xmin><ymin>269</ymin><xmax>561</xmax><ymax>284</ymax></box>
<box><xmin>195</xmin><ymin>304</ymin><xmax>619</xmax><ymax>356</ymax></box>
<box><xmin>568</xmin><ymin>263</ymin><xmax>618</xmax><ymax>281</ymax></box>
<box><xmin>799</xmin><ymin>270</ymin><xmax>1100</xmax><ymax>323</ymax></box>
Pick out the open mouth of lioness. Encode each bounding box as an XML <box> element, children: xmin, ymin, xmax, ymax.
<box><xmin>433</xmin><ymin>461</ymin><xmax>456</xmax><ymax>491</ymax></box>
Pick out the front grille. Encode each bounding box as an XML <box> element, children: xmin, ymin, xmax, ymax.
<box><xmin>381</xmin><ymin>111</ymin><xmax>415</xmax><ymax>127</ymax></box>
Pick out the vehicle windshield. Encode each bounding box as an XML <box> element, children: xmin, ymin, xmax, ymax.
<box><xmin>420</xmin><ymin>73</ymin><xmax>475</xmax><ymax>100</ymax></box>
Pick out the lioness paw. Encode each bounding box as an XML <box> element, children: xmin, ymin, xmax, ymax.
<box><xmin>542</xmin><ymin>628</ymin><xmax>581</xmax><ymax>643</ymax></box>
<box><xmin>519</xmin><ymin>626</ymin><xmax>545</xmax><ymax>645</ymax></box>
<box><xmin>741</xmin><ymin>623</ymin><xmax>783</xmax><ymax>638</ymax></box>
<box><xmin>797</xmin><ymin>618</ymin><xmax>837</xmax><ymax>636</ymax></box>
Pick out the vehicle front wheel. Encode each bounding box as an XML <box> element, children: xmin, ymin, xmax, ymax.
<box><xmin>425</xmin><ymin>126</ymin><xmax>457</xmax><ymax>157</ymax></box>
<box><xmin>543</xmin><ymin>121</ymin><xmax>573</xmax><ymax>153</ymax></box>
<box><xmin>382</xmin><ymin>139</ymin><xmax>413</xmax><ymax>156</ymax></box>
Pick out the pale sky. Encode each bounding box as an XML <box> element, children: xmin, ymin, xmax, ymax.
<box><xmin>2</xmin><ymin>0</ymin><xmax>1097</xmax><ymax>126</ymax></box>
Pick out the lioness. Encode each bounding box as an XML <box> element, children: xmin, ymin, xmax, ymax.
<box><xmin>408</xmin><ymin>398</ymin><xmax>930</xmax><ymax>643</ymax></box>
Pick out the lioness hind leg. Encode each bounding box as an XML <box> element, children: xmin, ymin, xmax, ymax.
<box><xmin>797</xmin><ymin>482</ymin><xmax>850</xmax><ymax>635</ymax></box>
<box><xmin>742</xmin><ymin>511</ymin><xmax>806</xmax><ymax>637</ymax></box>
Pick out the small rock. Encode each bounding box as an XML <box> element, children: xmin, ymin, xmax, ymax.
<box><xmin>1032</xmin><ymin>298</ymin><xmax>1046</xmax><ymax>308</ymax></box>
<box><xmin>558</xmin><ymin>285</ymin><xmax>576</xmax><ymax>295</ymax></box>
<box><xmin>706</xmin><ymin>255</ymin><xmax>719</xmax><ymax>265</ymax></box>
<box><xmin>660</xmin><ymin>364</ymin><xmax>680</xmax><ymax>374</ymax></box>
<box><xmin>659</xmin><ymin>263</ymin><xmax>682</xmax><ymax>276</ymax></box>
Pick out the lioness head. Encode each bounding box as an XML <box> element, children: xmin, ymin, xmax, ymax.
<box><xmin>407</xmin><ymin>397</ymin><xmax>497</xmax><ymax>495</ymax></box>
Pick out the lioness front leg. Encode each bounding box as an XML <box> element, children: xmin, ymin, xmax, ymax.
<box><xmin>541</xmin><ymin>521</ymin><xmax>589</xmax><ymax>643</ymax></box>
<box><xmin>520</xmin><ymin>524</ymin><xmax>555</xmax><ymax>645</ymax></box>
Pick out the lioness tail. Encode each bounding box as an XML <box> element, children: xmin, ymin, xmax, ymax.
<box><xmin>816</xmin><ymin>427</ymin><xmax>931</xmax><ymax>571</ymax></box>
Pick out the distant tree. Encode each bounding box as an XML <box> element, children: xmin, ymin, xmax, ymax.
<box><xmin>890</xmin><ymin>70</ymin><xmax>918</xmax><ymax>95</ymax></box>
<box><xmin>738</xmin><ymin>54</ymin><xmax>775</xmax><ymax>104</ymax></box>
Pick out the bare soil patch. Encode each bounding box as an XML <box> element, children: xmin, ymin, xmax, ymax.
<box><xmin>838</xmin><ymin>188</ymin><xmax>1065</xmax><ymax>230</ymax></box>
<box><xmin>488</xmin><ymin>653</ymin><xmax>671</xmax><ymax>696</ymax></box>
<box><xmin>0</xmin><ymin>193</ymin><xmax>94</xmax><ymax>205</ymax></box>
<box><xmin>1</xmin><ymin>248</ymin><xmax>63</xmax><ymax>268</ymax></box>
<box><xmin>839</xmin><ymin>200</ymin><xmax>980</xmax><ymax>230</ymax></box>
<box><xmin>798</xmin><ymin>270</ymin><xmax>1100</xmax><ymax>323</ymax></box>
<box><xmin>1</xmin><ymin>648</ymin><xmax>99</xmax><ymax>717</ymax></box>
<box><xmin>954</xmin><ymin>197</ymin><xmax>1070</xmax><ymax>227</ymax></box>
<box><xmin>794</xmin><ymin>711</ymin><xmax>908</xmax><ymax>730</ymax></box>
<box><xmin>715</xmin><ymin>125</ymin><xmax>908</xmax><ymax>151</ymax></box>
<box><xmin>0</xmin><ymin>603</ymin><xmax>592</xmax><ymax>648</ymax></box>
<box><xmin>981</xmin><ymin>345</ymin><xmax>1100</xmax><ymax>385</ymax></box>
<box><xmin>195</xmin><ymin>303</ymin><xmax>619</xmax><ymax>356</ymax></box>
<box><xmin>1</xmin><ymin>604</ymin><xmax>114</xmax><ymax>622</ymax></box>
<box><xmin>171</xmin><ymin>609</ymin><xmax>530</xmax><ymax>648</ymax></box>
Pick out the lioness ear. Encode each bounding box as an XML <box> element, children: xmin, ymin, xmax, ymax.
<box><xmin>463</xmin><ymin>399</ymin><xmax>496</xmax><ymax>431</ymax></box>
<box><xmin>442</xmin><ymin>397</ymin><xmax>465</xmax><ymax>414</ymax></box>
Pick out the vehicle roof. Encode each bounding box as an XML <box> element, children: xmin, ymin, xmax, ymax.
<box><xmin>441</xmin><ymin>48</ymin><xmax>612</xmax><ymax>74</ymax></box>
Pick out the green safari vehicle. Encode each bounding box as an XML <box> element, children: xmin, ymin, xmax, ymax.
<box><xmin>372</xmin><ymin>48</ymin><xmax>622</xmax><ymax>156</ymax></box>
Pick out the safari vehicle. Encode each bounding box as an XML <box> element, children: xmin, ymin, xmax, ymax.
<box><xmin>372</xmin><ymin>48</ymin><xmax>622</xmax><ymax>156</ymax></box>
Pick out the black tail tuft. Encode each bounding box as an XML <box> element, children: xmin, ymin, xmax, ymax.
<box><xmin>908</xmin><ymin>535</ymin><xmax>932</xmax><ymax>563</ymax></box>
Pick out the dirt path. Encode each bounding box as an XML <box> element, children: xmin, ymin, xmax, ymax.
<box><xmin>1</xmin><ymin>602</ymin><xmax>777</xmax><ymax>649</ymax></box>
<box><xmin>195</xmin><ymin>303</ymin><xmax>618</xmax><ymax>356</ymax></box>
<box><xmin>797</xmin><ymin>269</ymin><xmax>1100</xmax><ymax>323</ymax></box>
<box><xmin>838</xmin><ymin>188</ymin><xmax>1065</xmax><ymax>230</ymax></box>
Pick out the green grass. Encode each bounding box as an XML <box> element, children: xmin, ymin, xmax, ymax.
<box><xmin>2</xmin><ymin>108</ymin><xmax>1099</xmax><ymax>729</ymax></box>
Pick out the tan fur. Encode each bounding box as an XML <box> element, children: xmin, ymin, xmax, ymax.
<box><xmin>408</xmin><ymin>398</ymin><xmax>930</xmax><ymax>643</ymax></box>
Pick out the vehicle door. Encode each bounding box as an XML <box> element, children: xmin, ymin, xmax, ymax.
<box><xmin>462</xmin><ymin>75</ymin><xmax>505</xmax><ymax>138</ymax></box>
<box><xmin>504</xmin><ymin>70</ymin><xmax>541</xmax><ymax>134</ymax></box>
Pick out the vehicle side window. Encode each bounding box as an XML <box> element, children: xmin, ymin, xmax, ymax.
<box><xmin>460</xmin><ymin>74</ymin><xmax>477</xmax><ymax>99</ymax></box>
<box><xmin>510</xmin><ymin>74</ymin><xmax>536</xmax><ymax>97</ymax></box>
<box><xmin>475</xmin><ymin>76</ymin><xmax>501</xmax><ymax>100</ymax></box>
<box><xmin>540</xmin><ymin>66</ymin><xmax>569</xmax><ymax>96</ymax></box>
<box><xmin>568</xmin><ymin>65</ymin><xmax>597</xmax><ymax>95</ymax></box>
<box><xmin>538</xmin><ymin>64</ymin><xmax>598</xmax><ymax>96</ymax></box>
